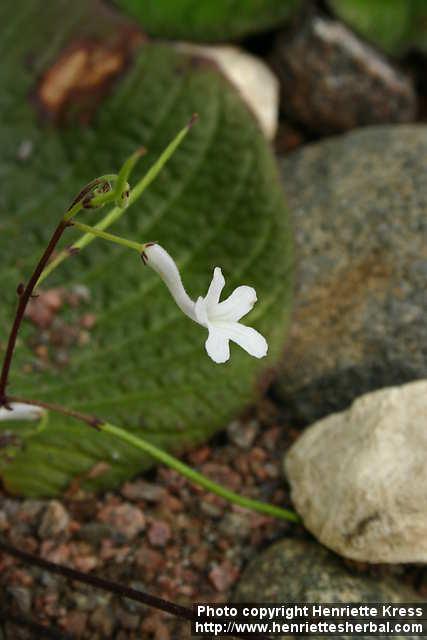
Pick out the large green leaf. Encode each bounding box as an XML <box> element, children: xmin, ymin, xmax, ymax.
<box><xmin>328</xmin><ymin>0</ymin><xmax>427</xmax><ymax>55</ymax></box>
<box><xmin>0</xmin><ymin>0</ymin><xmax>292</xmax><ymax>496</ymax></box>
<box><xmin>115</xmin><ymin>0</ymin><xmax>300</xmax><ymax>42</ymax></box>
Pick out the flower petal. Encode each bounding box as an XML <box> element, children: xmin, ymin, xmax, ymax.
<box><xmin>194</xmin><ymin>296</ymin><xmax>208</xmax><ymax>327</ymax></box>
<box><xmin>210</xmin><ymin>285</ymin><xmax>257</xmax><ymax>322</ymax></box>
<box><xmin>205</xmin><ymin>326</ymin><xmax>230</xmax><ymax>363</ymax></box>
<box><xmin>219</xmin><ymin>322</ymin><xmax>268</xmax><ymax>359</ymax></box>
<box><xmin>144</xmin><ymin>244</ymin><xmax>197</xmax><ymax>321</ymax></box>
<box><xmin>204</xmin><ymin>267</ymin><xmax>225</xmax><ymax>313</ymax></box>
<box><xmin>0</xmin><ymin>402</ymin><xmax>45</xmax><ymax>422</ymax></box>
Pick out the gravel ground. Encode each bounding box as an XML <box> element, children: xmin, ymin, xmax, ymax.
<box><xmin>1</xmin><ymin>396</ymin><xmax>426</xmax><ymax>639</ymax></box>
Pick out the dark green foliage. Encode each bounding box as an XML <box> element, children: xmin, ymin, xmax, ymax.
<box><xmin>115</xmin><ymin>0</ymin><xmax>300</xmax><ymax>41</ymax></box>
<box><xmin>328</xmin><ymin>0</ymin><xmax>427</xmax><ymax>55</ymax></box>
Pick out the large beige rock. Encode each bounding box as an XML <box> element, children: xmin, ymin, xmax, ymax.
<box><xmin>285</xmin><ymin>380</ymin><xmax>427</xmax><ymax>563</ymax></box>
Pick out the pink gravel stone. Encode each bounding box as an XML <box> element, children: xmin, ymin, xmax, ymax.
<box><xmin>147</xmin><ymin>520</ymin><xmax>172</xmax><ymax>548</ymax></box>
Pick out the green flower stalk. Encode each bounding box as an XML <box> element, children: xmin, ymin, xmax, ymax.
<box><xmin>102</xmin><ymin>421</ymin><xmax>299</xmax><ymax>523</ymax></box>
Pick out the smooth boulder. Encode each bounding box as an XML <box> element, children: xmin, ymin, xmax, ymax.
<box><xmin>285</xmin><ymin>381</ymin><xmax>427</xmax><ymax>563</ymax></box>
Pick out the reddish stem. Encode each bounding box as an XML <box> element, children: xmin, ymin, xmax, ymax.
<box><xmin>0</xmin><ymin>220</ymin><xmax>69</xmax><ymax>404</ymax></box>
<box><xmin>0</xmin><ymin>539</ymin><xmax>265</xmax><ymax>639</ymax></box>
<box><xmin>7</xmin><ymin>395</ymin><xmax>102</xmax><ymax>429</ymax></box>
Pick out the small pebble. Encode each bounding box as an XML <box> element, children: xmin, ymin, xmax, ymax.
<box><xmin>90</xmin><ymin>606</ymin><xmax>115</xmax><ymax>636</ymax></box>
<box><xmin>147</xmin><ymin>520</ymin><xmax>171</xmax><ymax>548</ymax></box>
<box><xmin>121</xmin><ymin>480</ymin><xmax>165</xmax><ymax>502</ymax></box>
<box><xmin>59</xmin><ymin>611</ymin><xmax>88</xmax><ymax>635</ymax></box>
<box><xmin>227</xmin><ymin>419</ymin><xmax>259</xmax><ymax>449</ymax></box>
<box><xmin>38</xmin><ymin>501</ymin><xmax>70</xmax><ymax>539</ymax></box>
<box><xmin>208</xmin><ymin>561</ymin><xmax>240</xmax><ymax>592</ymax></box>
<box><xmin>0</xmin><ymin>511</ymin><xmax>8</xmax><ymax>531</ymax></box>
<box><xmin>7</xmin><ymin>586</ymin><xmax>32</xmax><ymax>613</ymax></box>
<box><xmin>97</xmin><ymin>503</ymin><xmax>145</xmax><ymax>541</ymax></box>
<box><xmin>80</xmin><ymin>313</ymin><xmax>97</xmax><ymax>329</ymax></box>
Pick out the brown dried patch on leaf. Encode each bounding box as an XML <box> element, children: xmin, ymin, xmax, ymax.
<box><xmin>35</xmin><ymin>27</ymin><xmax>144</xmax><ymax>124</ymax></box>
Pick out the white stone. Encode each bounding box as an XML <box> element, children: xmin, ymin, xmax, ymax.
<box><xmin>284</xmin><ymin>380</ymin><xmax>427</xmax><ymax>563</ymax></box>
<box><xmin>176</xmin><ymin>43</ymin><xmax>279</xmax><ymax>140</ymax></box>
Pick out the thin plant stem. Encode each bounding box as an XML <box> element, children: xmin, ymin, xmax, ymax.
<box><xmin>0</xmin><ymin>173</ymin><xmax>114</xmax><ymax>404</ymax></box>
<box><xmin>114</xmin><ymin>146</ymin><xmax>146</xmax><ymax>207</ymax></box>
<box><xmin>0</xmin><ymin>538</ymin><xmax>193</xmax><ymax>621</ymax></box>
<box><xmin>0</xmin><ymin>219</ymin><xmax>69</xmax><ymax>403</ymax></box>
<box><xmin>0</xmin><ymin>540</ymin><xmax>265</xmax><ymax>639</ymax></box>
<box><xmin>71</xmin><ymin>221</ymin><xmax>147</xmax><ymax>254</ymax></box>
<box><xmin>37</xmin><ymin>117</ymin><xmax>196</xmax><ymax>287</ymax></box>
<box><xmin>8</xmin><ymin>395</ymin><xmax>299</xmax><ymax>524</ymax></box>
<box><xmin>127</xmin><ymin>118</ymin><xmax>195</xmax><ymax>207</ymax></box>
<box><xmin>102</xmin><ymin>422</ymin><xmax>300</xmax><ymax>523</ymax></box>
<box><xmin>7</xmin><ymin>396</ymin><xmax>102</xmax><ymax>429</ymax></box>
<box><xmin>63</xmin><ymin>178</ymin><xmax>114</xmax><ymax>220</ymax></box>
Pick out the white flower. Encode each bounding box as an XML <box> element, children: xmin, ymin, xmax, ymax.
<box><xmin>0</xmin><ymin>402</ymin><xmax>45</xmax><ymax>422</ymax></box>
<box><xmin>143</xmin><ymin>244</ymin><xmax>268</xmax><ymax>364</ymax></box>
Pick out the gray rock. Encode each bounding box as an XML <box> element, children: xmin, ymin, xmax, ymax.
<box><xmin>271</xmin><ymin>15</ymin><xmax>416</xmax><ymax>134</ymax></box>
<box><xmin>234</xmin><ymin>539</ymin><xmax>422</xmax><ymax>639</ymax></box>
<box><xmin>285</xmin><ymin>381</ymin><xmax>427</xmax><ymax>563</ymax></box>
<box><xmin>275</xmin><ymin>125</ymin><xmax>427</xmax><ymax>425</ymax></box>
